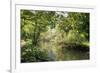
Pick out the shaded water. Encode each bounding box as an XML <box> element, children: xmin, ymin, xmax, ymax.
<box><xmin>38</xmin><ymin>28</ymin><xmax>89</xmax><ymax>61</ymax></box>
<box><xmin>39</xmin><ymin>36</ymin><xmax>89</xmax><ymax>61</ymax></box>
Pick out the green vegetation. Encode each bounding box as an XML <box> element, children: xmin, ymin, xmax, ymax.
<box><xmin>21</xmin><ymin>10</ymin><xmax>90</xmax><ymax>63</ymax></box>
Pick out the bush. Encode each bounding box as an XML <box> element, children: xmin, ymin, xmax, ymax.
<box><xmin>21</xmin><ymin>46</ymin><xmax>53</xmax><ymax>62</ymax></box>
<box><xmin>66</xmin><ymin>30</ymin><xmax>86</xmax><ymax>44</ymax></box>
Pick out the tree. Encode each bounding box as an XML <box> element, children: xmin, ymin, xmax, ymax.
<box><xmin>21</xmin><ymin>10</ymin><xmax>90</xmax><ymax>62</ymax></box>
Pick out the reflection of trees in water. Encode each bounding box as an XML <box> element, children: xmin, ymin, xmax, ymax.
<box><xmin>21</xmin><ymin>10</ymin><xmax>90</xmax><ymax>62</ymax></box>
<box><xmin>39</xmin><ymin>27</ymin><xmax>89</xmax><ymax>61</ymax></box>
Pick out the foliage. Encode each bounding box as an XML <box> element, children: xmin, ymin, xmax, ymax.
<box><xmin>21</xmin><ymin>10</ymin><xmax>90</xmax><ymax>62</ymax></box>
